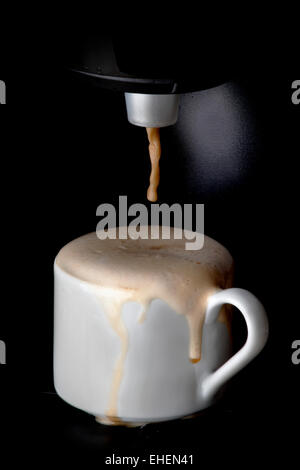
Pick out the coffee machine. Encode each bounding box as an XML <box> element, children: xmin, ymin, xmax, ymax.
<box><xmin>63</xmin><ymin>29</ymin><xmax>258</xmax><ymax>207</ymax></box>
<box><xmin>65</xmin><ymin>31</ymin><xmax>230</xmax><ymax>128</ymax></box>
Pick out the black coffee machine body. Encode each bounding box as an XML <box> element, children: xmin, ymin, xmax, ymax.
<box><xmin>63</xmin><ymin>30</ymin><xmax>260</xmax><ymax>208</ymax></box>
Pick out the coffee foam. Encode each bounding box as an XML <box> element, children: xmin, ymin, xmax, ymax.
<box><xmin>55</xmin><ymin>226</ymin><xmax>234</xmax><ymax>421</ymax></box>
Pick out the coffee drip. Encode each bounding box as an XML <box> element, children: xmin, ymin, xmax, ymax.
<box><xmin>146</xmin><ymin>128</ymin><xmax>161</xmax><ymax>202</ymax></box>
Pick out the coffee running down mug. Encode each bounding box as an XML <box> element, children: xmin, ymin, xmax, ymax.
<box><xmin>53</xmin><ymin>227</ymin><xmax>269</xmax><ymax>426</ymax></box>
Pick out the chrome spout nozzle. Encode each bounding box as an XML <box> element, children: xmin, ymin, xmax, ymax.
<box><xmin>125</xmin><ymin>93</ymin><xmax>180</xmax><ymax>128</ymax></box>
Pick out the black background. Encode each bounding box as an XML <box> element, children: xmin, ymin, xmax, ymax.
<box><xmin>0</xmin><ymin>16</ymin><xmax>299</xmax><ymax>468</ymax></box>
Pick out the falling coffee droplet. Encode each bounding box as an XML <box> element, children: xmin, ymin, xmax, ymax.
<box><xmin>190</xmin><ymin>357</ymin><xmax>201</xmax><ymax>364</ymax></box>
<box><xmin>146</xmin><ymin>127</ymin><xmax>161</xmax><ymax>202</ymax></box>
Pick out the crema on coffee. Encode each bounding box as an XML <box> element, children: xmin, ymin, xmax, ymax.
<box><xmin>55</xmin><ymin>227</ymin><xmax>233</xmax><ymax>422</ymax></box>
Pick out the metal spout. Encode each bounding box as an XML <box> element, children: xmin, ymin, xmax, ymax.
<box><xmin>125</xmin><ymin>93</ymin><xmax>180</xmax><ymax>128</ymax></box>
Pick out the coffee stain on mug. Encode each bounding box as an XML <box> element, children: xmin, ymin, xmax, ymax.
<box><xmin>99</xmin><ymin>291</ymin><xmax>153</xmax><ymax>421</ymax></box>
<box><xmin>56</xmin><ymin>228</ymin><xmax>234</xmax><ymax>423</ymax></box>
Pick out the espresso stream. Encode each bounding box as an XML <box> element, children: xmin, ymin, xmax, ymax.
<box><xmin>146</xmin><ymin>127</ymin><xmax>161</xmax><ymax>202</ymax></box>
<box><xmin>56</xmin><ymin>227</ymin><xmax>233</xmax><ymax>422</ymax></box>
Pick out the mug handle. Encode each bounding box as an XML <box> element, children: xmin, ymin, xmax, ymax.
<box><xmin>201</xmin><ymin>288</ymin><xmax>269</xmax><ymax>399</ymax></box>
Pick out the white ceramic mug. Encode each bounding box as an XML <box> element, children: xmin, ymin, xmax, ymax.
<box><xmin>53</xmin><ymin>248</ymin><xmax>269</xmax><ymax>425</ymax></box>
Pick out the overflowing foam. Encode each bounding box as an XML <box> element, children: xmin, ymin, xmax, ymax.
<box><xmin>55</xmin><ymin>226</ymin><xmax>234</xmax><ymax>421</ymax></box>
